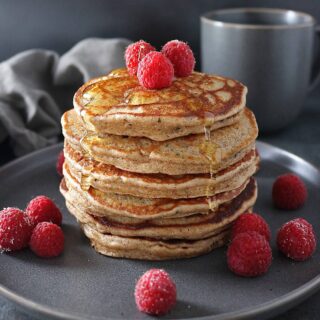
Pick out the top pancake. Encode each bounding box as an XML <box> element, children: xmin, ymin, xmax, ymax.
<box><xmin>73</xmin><ymin>68</ymin><xmax>247</xmax><ymax>141</ymax></box>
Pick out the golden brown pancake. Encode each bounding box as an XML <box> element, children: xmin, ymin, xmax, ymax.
<box><xmin>64</xmin><ymin>142</ymin><xmax>259</xmax><ymax>198</ymax></box>
<box><xmin>63</xmin><ymin>179</ymin><xmax>256</xmax><ymax>260</ymax></box>
<box><xmin>82</xmin><ymin>224</ymin><xmax>231</xmax><ymax>260</ymax></box>
<box><xmin>62</xmin><ymin>164</ymin><xmax>251</xmax><ymax>220</ymax></box>
<box><xmin>62</xmin><ymin>178</ymin><xmax>257</xmax><ymax>240</ymax></box>
<box><xmin>62</xmin><ymin>108</ymin><xmax>258</xmax><ymax>175</ymax></box>
<box><xmin>73</xmin><ymin>68</ymin><xmax>247</xmax><ymax>141</ymax></box>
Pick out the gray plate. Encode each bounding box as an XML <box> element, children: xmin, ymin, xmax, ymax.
<box><xmin>0</xmin><ymin>141</ymin><xmax>320</xmax><ymax>320</ymax></box>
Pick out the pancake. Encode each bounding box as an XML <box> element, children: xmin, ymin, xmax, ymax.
<box><xmin>70</xmin><ymin>179</ymin><xmax>256</xmax><ymax>260</ymax></box>
<box><xmin>64</xmin><ymin>142</ymin><xmax>259</xmax><ymax>198</ymax></box>
<box><xmin>61</xmin><ymin>164</ymin><xmax>251</xmax><ymax>221</ymax></box>
<box><xmin>82</xmin><ymin>224</ymin><xmax>230</xmax><ymax>260</ymax></box>
<box><xmin>63</xmin><ymin>178</ymin><xmax>257</xmax><ymax>240</ymax></box>
<box><xmin>73</xmin><ymin>68</ymin><xmax>247</xmax><ymax>141</ymax></box>
<box><xmin>62</xmin><ymin>108</ymin><xmax>258</xmax><ymax>175</ymax></box>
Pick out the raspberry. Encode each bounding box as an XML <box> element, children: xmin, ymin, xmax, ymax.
<box><xmin>135</xmin><ymin>269</ymin><xmax>177</xmax><ymax>315</ymax></box>
<box><xmin>137</xmin><ymin>51</ymin><xmax>174</xmax><ymax>89</ymax></box>
<box><xmin>231</xmin><ymin>213</ymin><xmax>271</xmax><ymax>242</ymax></box>
<box><xmin>0</xmin><ymin>207</ymin><xmax>32</xmax><ymax>252</ymax></box>
<box><xmin>227</xmin><ymin>231</ymin><xmax>272</xmax><ymax>277</ymax></box>
<box><xmin>56</xmin><ymin>150</ymin><xmax>65</xmax><ymax>176</ymax></box>
<box><xmin>125</xmin><ymin>40</ymin><xmax>156</xmax><ymax>76</ymax></box>
<box><xmin>272</xmin><ymin>174</ymin><xmax>307</xmax><ymax>210</ymax></box>
<box><xmin>29</xmin><ymin>222</ymin><xmax>64</xmax><ymax>258</ymax></box>
<box><xmin>277</xmin><ymin>218</ymin><xmax>316</xmax><ymax>261</ymax></box>
<box><xmin>26</xmin><ymin>195</ymin><xmax>62</xmax><ymax>227</ymax></box>
<box><xmin>162</xmin><ymin>40</ymin><xmax>195</xmax><ymax>77</ymax></box>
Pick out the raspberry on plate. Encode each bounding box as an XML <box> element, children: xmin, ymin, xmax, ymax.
<box><xmin>56</xmin><ymin>150</ymin><xmax>65</xmax><ymax>176</ymax></box>
<box><xmin>26</xmin><ymin>195</ymin><xmax>62</xmax><ymax>227</ymax></box>
<box><xmin>0</xmin><ymin>207</ymin><xmax>32</xmax><ymax>252</ymax></box>
<box><xmin>125</xmin><ymin>40</ymin><xmax>156</xmax><ymax>76</ymax></box>
<box><xmin>162</xmin><ymin>40</ymin><xmax>195</xmax><ymax>77</ymax></box>
<box><xmin>29</xmin><ymin>222</ymin><xmax>64</xmax><ymax>258</ymax></box>
<box><xmin>272</xmin><ymin>173</ymin><xmax>307</xmax><ymax>210</ymax></box>
<box><xmin>135</xmin><ymin>268</ymin><xmax>177</xmax><ymax>315</ymax></box>
<box><xmin>137</xmin><ymin>51</ymin><xmax>174</xmax><ymax>89</ymax></box>
<box><xmin>231</xmin><ymin>213</ymin><xmax>271</xmax><ymax>242</ymax></box>
<box><xmin>277</xmin><ymin>218</ymin><xmax>316</xmax><ymax>261</ymax></box>
<box><xmin>227</xmin><ymin>231</ymin><xmax>272</xmax><ymax>277</ymax></box>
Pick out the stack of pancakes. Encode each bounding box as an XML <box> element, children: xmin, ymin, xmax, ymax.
<box><xmin>60</xmin><ymin>68</ymin><xmax>259</xmax><ymax>260</ymax></box>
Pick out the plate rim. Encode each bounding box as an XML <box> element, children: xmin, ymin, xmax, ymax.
<box><xmin>0</xmin><ymin>143</ymin><xmax>63</xmax><ymax>176</ymax></box>
<box><xmin>1</xmin><ymin>141</ymin><xmax>320</xmax><ymax>320</ymax></box>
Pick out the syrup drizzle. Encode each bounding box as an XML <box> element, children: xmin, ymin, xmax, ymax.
<box><xmin>79</xmin><ymin>136</ymin><xmax>94</xmax><ymax>191</ymax></box>
<box><xmin>79</xmin><ymin>109</ymin><xmax>94</xmax><ymax>191</ymax></box>
<box><xmin>200</xmin><ymin>125</ymin><xmax>222</xmax><ymax>212</ymax></box>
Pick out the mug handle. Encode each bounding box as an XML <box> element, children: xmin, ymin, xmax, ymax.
<box><xmin>309</xmin><ymin>25</ymin><xmax>320</xmax><ymax>91</ymax></box>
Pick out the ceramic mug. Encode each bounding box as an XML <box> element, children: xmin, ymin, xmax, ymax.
<box><xmin>201</xmin><ymin>8</ymin><xmax>320</xmax><ymax>133</ymax></box>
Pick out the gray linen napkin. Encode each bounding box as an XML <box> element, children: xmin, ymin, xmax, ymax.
<box><xmin>0</xmin><ymin>38</ymin><xmax>131</xmax><ymax>156</ymax></box>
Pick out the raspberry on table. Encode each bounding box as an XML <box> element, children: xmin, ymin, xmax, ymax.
<box><xmin>26</xmin><ymin>195</ymin><xmax>62</xmax><ymax>227</ymax></box>
<box><xmin>137</xmin><ymin>51</ymin><xmax>174</xmax><ymax>89</ymax></box>
<box><xmin>0</xmin><ymin>207</ymin><xmax>32</xmax><ymax>252</ymax></box>
<box><xmin>272</xmin><ymin>173</ymin><xmax>307</xmax><ymax>210</ymax></box>
<box><xmin>125</xmin><ymin>40</ymin><xmax>156</xmax><ymax>76</ymax></box>
<box><xmin>231</xmin><ymin>213</ymin><xmax>271</xmax><ymax>242</ymax></box>
<box><xmin>162</xmin><ymin>40</ymin><xmax>195</xmax><ymax>77</ymax></box>
<box><xmin>29</xmin><ymin>222</ymin><xmax>64</xmax><ymax>258</ymax></box>
<box><xmin>135</xmin><ymin>268</ymin><xmax>177</xmax><ymax>315</ymax></box>
<box><xmin>227</xmin><ymin>231</ymin><xmax>272</xmax><ymax>277</ymax></box>
<box><xmin>56</xmin><ymin>150</ymin><xmax>65</xmax><ymax>176</ymax></box>
<box><xmin>277</xmin><ymin>218</ymin><xmax>316</xmax><ymax>261</ymax></box>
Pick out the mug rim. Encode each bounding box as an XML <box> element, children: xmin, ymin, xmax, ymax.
<box><xmin>201</xmin><ymin>7</ymin><xmax>316</xmax><ymax>29</ymax></box>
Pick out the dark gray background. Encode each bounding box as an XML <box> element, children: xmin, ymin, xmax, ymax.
<box><xmin>1</xmin><ymin>0</ymin><xmax>320</xmax><ymax>319</ymax></box>
<box><xmin>1</xmin><ymin>0</ymin><xmax>320</xmax><ymax>65</ymax></box>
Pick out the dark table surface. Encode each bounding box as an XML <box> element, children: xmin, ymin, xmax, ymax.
<box><xmin>0</xmin><ymin>90</ymin><xmax>320</xmax><ymax>320</ymax></box>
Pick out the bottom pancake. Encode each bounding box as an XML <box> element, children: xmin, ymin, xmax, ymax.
<box><xmin>82</xmin><ymin>224</ymin><xmax>231</xmax><ymax>260</ymax></box>
<box><xmin>61</xmin><ymin>178</ymin><xmax>257</xmax><ymax>260</ymax></box>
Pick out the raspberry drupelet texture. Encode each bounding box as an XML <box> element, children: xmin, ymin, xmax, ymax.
<box><xmin>0</xmin><ymin>207</ymin><xmax>32</xmax><ymax>252</ymax></box>
<box><xmin>162</xmin><ymin>40</ymin><xmax>195</xmax><ymax>77</ymax></box>
<box><xmin>125</xmin><ymin>40</ymin><xmax>156</xmax><ymax>76</ymax></box>
<box><xmin>277</xmin><ymin>218</ymin><xmax>316</xmax><ymax>261</ymax></box>
<box><xmin>231</xmin><ymin>213</ymin><xmax>271</xmax><ymax>242</ymax></box>
<box><xmin>56</xmin><ymin>150</ymin><xmax>65</xmax><ymax>176</ymax></box>
<box><xmin>135</xmin><ymin>268</ymin><xmax>177</xmax><ymax>315</ymax></box>
<box><xmin>137</xmin><ymin>51</ymin><xmax>174</xmax><ymax>89</ymax></box>
<box><xmin>227</xmin><ymin>231</ymin><xmax>272</xmax><ymax>277</ymax></box>
<box><xmin>29</xmin><ymin>222</ymin><xmax>64</xmax><ymax>258</ymax></box>
<box><xmin>26</xmin><ymin>195</ymin><xmax>62</xmax><ymax>227</ymax></box>
<box><xmin>272</xmin><ymin>174</ymin><xmax>307</xmax><ymax>210</ymax></box>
